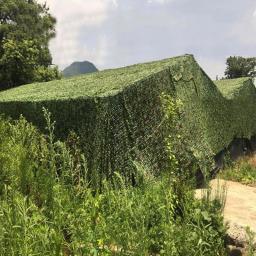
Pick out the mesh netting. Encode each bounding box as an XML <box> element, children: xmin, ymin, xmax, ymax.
<box><xmin>0</xmin><ymin>55</ymin><xmax>255</xmax><ymax>177</ymax></box>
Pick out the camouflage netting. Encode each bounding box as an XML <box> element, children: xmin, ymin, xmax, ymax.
<box><xmin>0</xmin><ymin>55</ymin><xmax>255</xmax><ymax>177</ymax></box>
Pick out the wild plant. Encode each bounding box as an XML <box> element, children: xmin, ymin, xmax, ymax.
<box><xmin>0</xmin><ymin>103</ymin><xmax>228</xmax><ymax>256</ymax></box>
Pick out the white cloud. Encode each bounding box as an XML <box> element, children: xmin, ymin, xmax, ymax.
<box><xmin>197</xmin><ymin>57</ymin><xmax>226</xmax><ymax>80</ymax></box>
<box><xmin>230</xmin><ymin>11</ymin><xmax>256</xmax><ymax>46</ymax></box>
<box><xmin>147</xmin><ymin>0</ymin><xmax>172</xmax><ymax>4</ymax></box>
<box><xmin>50</xmin><ymin>34</ymin><xmax>109</xmax><ymax>69</ymax></box>
<box><xmin>112</xmin><ymin>0</ymin><xmax>118</xmax><ymax>8</ymax></box>
<box><xmin>46</xmin><ymin>0</ymin><xmax>115</xmax><ymax>27</ymax></box>
<box><xmin>35</xmin><ymin>0</ymin><xmax>254</xmax><ymax>76</ymax></box>
<box><xmin>37</xmin><ymin>0</ymin><xmax>116</xmax><ymax>69</ymax></box>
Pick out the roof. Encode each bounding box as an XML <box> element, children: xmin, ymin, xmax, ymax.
<box><xmin>215</xmin><ymin>77</ymin><xmax>251</xmax><ymax>99</ymax></box>
<box><xmin>0</xmin><ymin>55</ymin><xmax>193</xmax><ymax>102</ymax></box>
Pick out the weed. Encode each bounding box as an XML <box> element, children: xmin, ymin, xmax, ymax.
<box><xmin>218</xmin><ymin>155</ymin><xmax>256</xmax><ymax>186</ymax></box>
<box><xmin>0</xmin><ymin>106</ymin><xmax>227</xmax><ymax>255</ymax></box>
<box><xmin>246</xmin><ymin>227</ymin><xmax>256</xmax><ymax>256</ymax></box>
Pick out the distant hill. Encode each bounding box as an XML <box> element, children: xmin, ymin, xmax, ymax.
<box><xmin>63</xmin><ymin>61</ymin><xmax>98</xmax><ymax>77</ymax></box>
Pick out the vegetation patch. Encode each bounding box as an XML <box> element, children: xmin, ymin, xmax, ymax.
<box><xmin>218</xmin><ymin>154</ymin><xmax>256</xmax><ymax>186</ymax></box>
<box><xmin>0</xmin><ymin>115</ymin><xmax>227</xmax><ymax>255</ymax></box>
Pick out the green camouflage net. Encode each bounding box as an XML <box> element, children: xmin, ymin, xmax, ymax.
<box><xmin>0</xmin><ymin>55</ymin><xmax>255</xmax><ymax>177</ymax></box>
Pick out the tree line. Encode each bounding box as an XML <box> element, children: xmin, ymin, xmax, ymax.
<box><xmin>0</xmin><ymin>0</ymin><xmax>60</xmax><ymax>90</ymax></box>
<box><xmin>225</xmin><ymin>56</ymin><xmax>256</xmax><ymax>79</ymax></box>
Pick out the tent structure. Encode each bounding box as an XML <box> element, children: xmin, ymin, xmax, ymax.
<box><xmin>0</xmin><ymin>55</ymin><xmax>255</xmax><ymax>178</ymax></box>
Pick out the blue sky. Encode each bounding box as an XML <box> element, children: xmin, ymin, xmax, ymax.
<box><xmin>39</xmin><ymin>0</ymin><xmax>256</xmax><ymax>78</ymax></box>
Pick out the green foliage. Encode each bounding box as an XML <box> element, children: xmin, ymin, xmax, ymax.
<box><xmin>245</xmin><ymin>227</ymin><xmax>256</xmax><ymax>256</ymax></box>
<box><xmin>218</xmin><ymin>156</ymin><xmax>256</xmax><ymax>185</ymax></box>
<box><xmin>0</xmin><ymin>0</ymin><xmax>56</xmax><ymax>42</ymax></box>
<box><xmin>0</xmin><ymin>39</ymin><xmax>39</xmax><ymax>87</ymax></box>
<box><xmin>0</xmin><ymin>113</ymin><xmax>227</xmax><ymax>255</ymax></box>
<box><xmin>162</xmin><ymin>94</ymin><xmax>204</xmax><ymax>179</ymax></box>
<box><xmin>225</xmin><ymin>56</ymin><xmax>256</xmax><ymax>79</ymax></box>
<box><xmin>0</xmin><ymin>39</ymin><xmax>61</xmax><ymax>88</ymax></box>
<box><xmin>0</xmin><ymin>0</ymin><xmax>59</xmax><ymax>88</ymax></box>
<box><xmin>34</xmin><ymin>65</ymin><xmax>62</xmax><ymax>82</ymax></box>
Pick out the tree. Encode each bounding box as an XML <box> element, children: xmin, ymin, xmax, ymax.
<box><xmin>0</xmin><ymin>0</ymin><xmax>60</xmax><ymax>89</ymax></box>
<box><xmin>225</xmin><ymin>56</ymin><xmax>256</xmax><ymax>79</ymax></box>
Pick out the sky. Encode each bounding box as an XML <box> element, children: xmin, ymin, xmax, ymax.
<box><xmin>38</xmin><ymin>0</ymin><xmax>256</xmax><ymax>79</ymax></box>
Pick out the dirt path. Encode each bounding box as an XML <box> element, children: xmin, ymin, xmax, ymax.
<box><xmin>196</xmin><ymin>179</ymin><xmax>256</xmax><ymax>251</ymax></box>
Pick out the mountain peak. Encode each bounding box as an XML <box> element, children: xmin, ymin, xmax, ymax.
<box><xmin>63</xmin><ymin>61</ymin><xmax>98</xmax><ymax>77</ymax></box>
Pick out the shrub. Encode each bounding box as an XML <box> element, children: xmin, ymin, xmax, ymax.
<box><xmin>218</xmin><ymin>155</ymin><xmax>256</xmax><ymax>185</ymax></box>
<box><xmin>0</xmin><ymin>113</ymin><xmax>227</xmax><ymax>255</ymax></box>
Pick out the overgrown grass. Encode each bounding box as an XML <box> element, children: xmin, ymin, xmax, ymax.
<box><xmin>0</xmin><ymin>113</ymin><xmax>228</xmax><ymax>255</ymax></box>
<box><xmin>218</xmin><ymin>155</ymin><xmax>256</xmax><ymax>186</ymax></box>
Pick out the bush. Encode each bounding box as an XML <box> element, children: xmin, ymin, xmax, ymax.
<box><xmin>0</xmin><ymin>112</ymin><xmax>227</xmax><ymax>255</ymax></box>
<box><xmin>218</xmin><ymin>155</ymin><xmax>256</xmax><ymax>185</ymax></box>
<box><xmin>0</xmin><ymin>39</ymin><xmax>61</xmax><ymax>89</ymax></box>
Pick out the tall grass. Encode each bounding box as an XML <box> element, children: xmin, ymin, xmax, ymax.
<box><xmin>218</xmin><ymin>154</ymin><xmax>256</xmax><ymax>185</ymax></box>
<box><xmin>0</xmin><ymin>110</ymin><xmax>228</xmax><ymax>255</ymax></box>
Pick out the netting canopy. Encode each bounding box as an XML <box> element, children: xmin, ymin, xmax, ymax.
<box><xmin>0</xmin><ymin>55</ymin><xmax>255</xmax><ymax>177</ymax></box>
